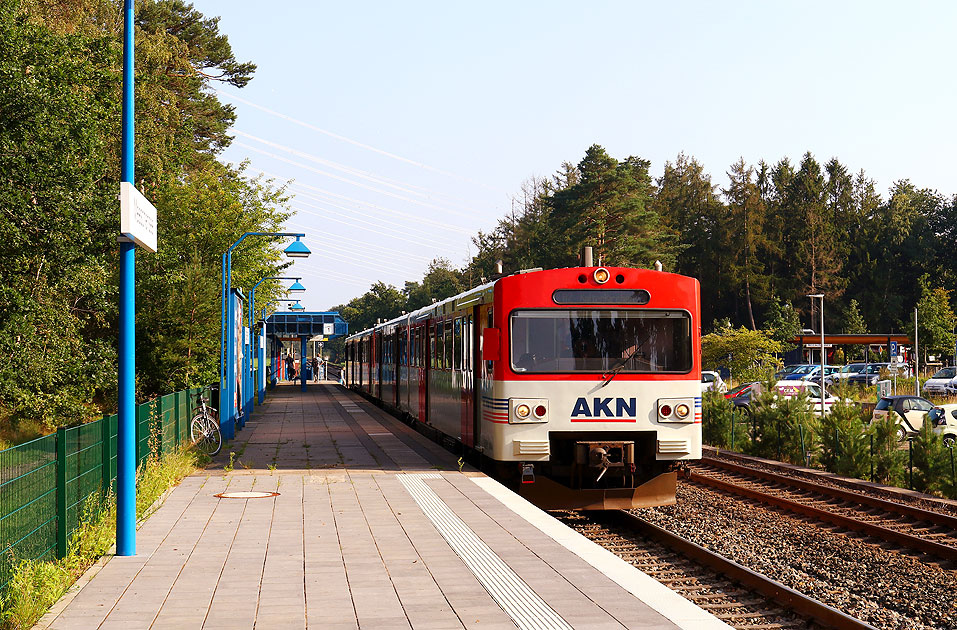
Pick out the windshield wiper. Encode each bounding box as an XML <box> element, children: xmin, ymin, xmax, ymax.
<box><xmin>601</xmin><ymin>345</ymin><xmax>639</xmax><ymax>388</ymax></box>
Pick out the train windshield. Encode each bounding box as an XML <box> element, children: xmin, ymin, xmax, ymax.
<box><xmin>509</xmin><ymin>309</ymin><xmax>692</xmax><ymax>374</ymax></box>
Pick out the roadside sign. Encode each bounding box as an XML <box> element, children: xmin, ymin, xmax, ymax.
<box><xmin>890</xmin><ymin>341</ymin><xmax>898</xmax><ymax>358</ymax></box>
<box><xmin>120</xmin><ymin>182</ymin><xmax>158</xmax><ymax>252</ymax></box>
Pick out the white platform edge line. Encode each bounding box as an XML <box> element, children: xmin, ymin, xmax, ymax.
<box><xmin>470</xmin><ymin>476</ymin><xmax>734</xmax><ymax>630</ymax></box>
<box><xmin>399</xmin><ymin>474</ymin><xmax>572</xmax><ymax>630</ymax></box>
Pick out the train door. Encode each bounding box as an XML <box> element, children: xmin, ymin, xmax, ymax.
<box><xmin>469</xmin><ymin>308</ymin><xmax>479</xmax><ymax>448</ymax></box>
<box><xmin>375</xmin><ymin>332</ymin><xmax>383</xmax><ymax>400</ymax></box>
<box><xmin>477</xmin><ymin>305</ymin><xmax>494</xmax><ymax>451</ymax></box>
<box><xmin>393</xmin><ymin>328</ymin><xmax>400</xmax><ymax>408</ymax></box>
<box><xmin>459</xmin><ymin>312</ymin><xmax>476</xmax><ymax>447</ymax></box>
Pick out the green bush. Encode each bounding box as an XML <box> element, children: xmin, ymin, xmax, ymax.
<box><xmin>818</xmin><ymin>401</ymin><xmax>871</xmax><ymax>479</ymax></box>
<box><xmin>747</xmin><ymin>383</ymin><xmax>816</xmax><ymax>464</ymax></box>
<box><xmin>868</xmin><ymin>418</ymin><xmax>905</xmax><ymax>487</ymax></box>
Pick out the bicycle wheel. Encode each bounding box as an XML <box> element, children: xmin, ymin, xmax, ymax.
<box><xmin>191</xmin><ymin>413</ymin><xmax>222</xmax><ymax>456</ymax></box>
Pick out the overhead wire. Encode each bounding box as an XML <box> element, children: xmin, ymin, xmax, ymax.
<box><xmin>234</xmin><ymin>129</ymin><xmax>482</xmax><ymax>211</ymax></box>
<box><xmin>216</xmin><ymin>87</ymin><xmax>507</xmax><ymax>194</ymax></box>
<box><xmin>235</xmin><ymin>141</ymin><xmax>481</xmax><ymax>220</ymax></box>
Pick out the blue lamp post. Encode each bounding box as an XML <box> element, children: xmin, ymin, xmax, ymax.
<box><xmin>220</xmin><ymin>234</ymin><xmax>310</xmax><ymax>440</ymax></box>
<box><xmin>243</xmin><ymin>277</ymin><xmax>305</xmax><ymax>426</ymax></box>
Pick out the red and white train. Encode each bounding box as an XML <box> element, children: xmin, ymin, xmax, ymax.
<box><xmin>345</xmin><ymin>265</ymin><xmax>701</xmax><ymax>509</ymax></box>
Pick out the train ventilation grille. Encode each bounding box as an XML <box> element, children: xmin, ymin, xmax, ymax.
<box><xmin>657</xmin><ymin>439</ymin><xmax>690</xmax><ymax>454</ymax></box>
<box><xmin>513</xmin><ymin>440</ymin><xmax>549</xmax><ymax>456</ymax></box>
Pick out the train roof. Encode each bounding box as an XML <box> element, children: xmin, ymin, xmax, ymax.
<box><xmin>345</xmin><ymin>266</ymin><xmax>697</xmax><ymax>341</ymax></box>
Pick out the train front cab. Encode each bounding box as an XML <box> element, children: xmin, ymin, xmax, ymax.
<box><xmin>479</xmin><ymin>267</ymin><xmax>702</xmax><ymax>510</ymax></box>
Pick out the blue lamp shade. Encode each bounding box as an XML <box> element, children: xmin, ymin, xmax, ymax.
<box><xmin>289</xmin><ymin>302</ymin><xmax>305</xmax><ymax>311</ymax></box>
<box><xmin>288</xmin><ymin>280</ymin><xmax>306</xmax><ymax>293</ymax></box>
<box><xmin>284</xmin><ymin>238</ymin><xmax>311</xmax><ymax>258</ymax></box>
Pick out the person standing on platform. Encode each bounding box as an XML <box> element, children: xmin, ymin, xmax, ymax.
<box><xmin>285</xmin><ymin>354</ymin><xmax>295</xmax><ymax>381</ymax></box>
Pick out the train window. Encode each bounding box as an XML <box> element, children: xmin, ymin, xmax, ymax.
<box><xmin>444</xmin><ymin>321</ymin><xmax>452</xmax><ymax>369</ymax></box>
<box><xmin>411</xmin><ymin>329</ymin><xmax>416</xmax><ymax>367</ymax></box>
<box><xmin>433</xmin><ymin>324</ymin><xmax>441</xmax><ymax>368</ymax></box>
<box><xmin>453</xmin><ymin>318</ymin><xmax>462</xmax><ymax>370</ymax></box>
<box><xmin>509</xmin><ymin>309</ymin><xmax>692</xmax><ymax>374</ymax></box>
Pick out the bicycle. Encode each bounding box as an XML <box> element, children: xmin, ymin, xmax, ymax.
<box><xmin>190</xmin><ymin>390</ymin><xmax>222</xmax><ymax>456</ymax></box>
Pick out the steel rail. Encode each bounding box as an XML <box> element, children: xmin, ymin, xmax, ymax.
<box><xmin>608</xmin><ymin>510</ymin><xmax>877</xmax><ymax>630</ymax></box>
<box><xmin>701</xmin><ymin>455</ymin><xmax>957</xmax><ymax>529</ymax></box>
<box><xmin>685</xmin><ymin>470</ymin><xmax>957</xmax><ymax>562</ymax></box>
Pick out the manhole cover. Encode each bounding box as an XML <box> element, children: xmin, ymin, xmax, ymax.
<box><xmin>214</xmin><ymin>491</ymin><xmax>280</xmax><ymax>499</ymax></box>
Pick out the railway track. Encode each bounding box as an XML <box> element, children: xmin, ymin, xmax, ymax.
<box><xmin>689</xmin><ymin>455</ymin><xmax>957</xmax><ymax>563</ymax></box>
<box><xmin>557</xmin><ymin>510</ymin><xmax>875</xmax><ymax>630</ymax></box>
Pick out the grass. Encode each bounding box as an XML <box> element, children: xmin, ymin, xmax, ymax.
<box><xmin>0</xmin><ymin>447</ymin><xmax>202</xmax><ymax>630</ymax></box>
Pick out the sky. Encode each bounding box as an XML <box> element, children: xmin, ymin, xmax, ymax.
<box><xmin>195</xmin><ymin>1</ymin><xmax>957</xmax><ymax>311</ymax></box>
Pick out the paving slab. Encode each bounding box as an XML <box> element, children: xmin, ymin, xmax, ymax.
<box><xmin>39</xmin><ymin>383</ymin><xmax>729</xmax><ymax>630</ymax></box>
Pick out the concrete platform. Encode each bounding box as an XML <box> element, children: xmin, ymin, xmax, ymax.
<box><xmin>39</xmin><ymin>384</ymin><xmax>729</xmax><ymax>630</ymax></box>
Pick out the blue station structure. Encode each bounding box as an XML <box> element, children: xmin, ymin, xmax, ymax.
<box><xmin>220</xmin><ymin>304</ymin><xmax>348</xmax><ymax>437</ymax></box>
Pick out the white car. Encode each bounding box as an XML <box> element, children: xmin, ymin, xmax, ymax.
<box><xmin>701</xmin><ymin>371</ymin><xmax>727</xmax><ymax>393</ymax></box>
<box><xmin>921</xmin><ymin>367</ymin><xmax>957</xmax><ymax>397</ymax></box>
<box><xmin>929</xmin><ymin>404</ymin><xmax>957</xmax><ymax>448</ymax></box>
<box><xmin>871</xmin><ymin>395</ymin><xmax>937</xmax><ymax>441</ymax></box>
<box><xmin>771</xmin><ymin>381</ymin><xmax>844</xmax><ymax>416</ymax></box>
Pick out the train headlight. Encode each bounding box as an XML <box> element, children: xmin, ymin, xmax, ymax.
<box><xmin>658</xmin><ymin>398</ymin><xmax>697</xmax><ymax>423</ymax></box>
<box><xmin>509</xmin><ymin>399</ymin><xmax>548</xmax><ymax>423</ymax></box>
<box><xmin>593</xmin><ymin>268</ymin><xmax>610</xmax><ymax>284</ymax></box>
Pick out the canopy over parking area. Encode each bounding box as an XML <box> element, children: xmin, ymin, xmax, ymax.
<box><xmin>786</xmin><ymin>333</ymin><xmax>913</xmax><ymax>366</ymax></box>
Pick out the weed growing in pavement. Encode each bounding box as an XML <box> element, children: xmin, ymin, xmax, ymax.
<box><xmin>268</xmin><ymin>463</ymin><xmax>277</xmax><ymax>473</ymax></box>
<box><xmin>0</xmin><ymin>448</ymin><xmax>201</xmax><ymax>630</ymax></box>
<box><xmin>223</xmin><ymin>451</ymin><xmax>236</xmax><ymax>473</ymax></box>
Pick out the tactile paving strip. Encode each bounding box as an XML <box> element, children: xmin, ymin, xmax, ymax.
<box><xmin>398</xmin><ymin>473</ymin><xmax>572</xmax><ymax>630</ymax></box>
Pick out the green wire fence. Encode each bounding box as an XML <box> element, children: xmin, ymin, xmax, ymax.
<box><xmin>0</xmin><ymin>385</ymin><xmax>212</xmax><ymax>590</ymax></box>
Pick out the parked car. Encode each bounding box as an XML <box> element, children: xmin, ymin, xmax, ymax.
<box><xmin>871</xmin><ymin>395</ymin><xmax>937</xmax><ymax>441</ymax></box>
<box><xmin>928</xmin><ymin>404</ymin><xmax>957</xmax><ymax>448</ymax></box>
<box><xmin>846</xmin><ymin>363</ymin><xmax>894</xmax><ymax>386</ymax></box>
<box><xmin>774</xmin><ymin>364</ymin><xmax>804</xmax><ymax>379</ymax></box>
<box><xmin>725</xmin><ymin>382</ymin><xmax>756</xmax><ymax>400</ymax></box>
<box><xmin>732</xmin><ymin>381</ymin><xmax>845</xmax><ymax>416</ymax></box>
<box><xmin>701</xmin><ymin>371</ymin><xmax>727</xmax><ymax>393</ymax></box>
<box><xmin>726</xmin><ymin>382</ymin><xmax>759</xmax><ymax>412</ymax></box>
<box><xmin>778</xmin><ymin>364</ymin><xmax>841</xmax><ymax>381</ymax></box>
<box><xmin>921</xmin><ymin>367</ymin><xmax>957</xmax><ymax>397</ymax></box>
<box><xmin>825</xmin><ymin>363</ymin><xmax>868</xmax><ymax>385</ymax></box>
<box><xmin>772</xmin><ymin>380</ymin><xmax>844</xmax><ymax>415</ymax></box>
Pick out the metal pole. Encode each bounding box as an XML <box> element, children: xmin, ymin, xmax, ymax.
<box><xmin>301</xmin><ymin>336</ymin><xmax>308</xmax><ymax>392</ymax></box>
<box><xmin>915</xmin><ymin>307</ymin><xmax>920</xmax><ymax>395</ymax></box>
<box><xmin>116</xmin><ymin>0</ymin><xmax>136</xmax><ymax>557</ymax></box>
<box><xmin>820</xmin><ymin>297</ymin><xmax>825</xmax><ymax>417</ymax></box>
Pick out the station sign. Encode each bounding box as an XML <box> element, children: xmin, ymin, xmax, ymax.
<box><xmin>120</xmin><ymin>182</ymin><xmax>157</xmax><ymax>252</ymax></box>
<box><xmin>804</xmin><ymin>343</ymin><xmax>833</xmax><ymax>348</ymax></box>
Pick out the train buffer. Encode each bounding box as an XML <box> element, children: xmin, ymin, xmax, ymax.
<box><xmin>40</xmin><ymin>384</ymin><xmax>730</xmax><ymax>630</ymax></box>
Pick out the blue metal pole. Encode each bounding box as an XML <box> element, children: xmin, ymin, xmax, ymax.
<box><xmin>301</xmin><ymin>336</ymin><xmax>308</xmax><ymax>392</ymax></box>
<box><xmin>117</xmin><ymin>0</ymin><xmax>136</xmax><ymax>557</ymax></box>
<box><xmin>224</xmin><ymin>280</ymin><xmax>236</xmax><ymax>440</ymax></box>
<box><xmin>219</xmin><ymin>252</ymin><xmax>227</xmax><ymax>429</ymax></box>
<box><xmin>245</xmin><ymin>287</ymin><xmax>254</xmax><ymax>424</ymax></box>
<box><xmin>258</xmin><ymin>325</ymin><xmax>266</xmax><ymax>404</ymax></box>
